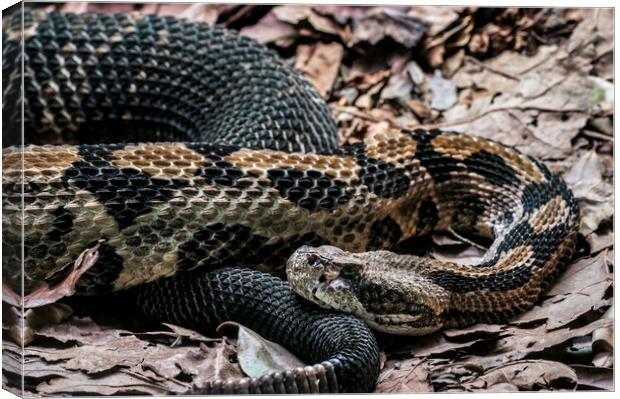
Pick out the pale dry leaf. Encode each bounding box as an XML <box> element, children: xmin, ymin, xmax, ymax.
<box><xmin>587</xmin><ymin>231</ymin><xmax>614</xmax><ymax>255</ymax></box>
<box><xmin>567</xmin><ymin>8</ymin><xmax>613</xmax><ymax>56</ymax></box>
<box><xmin>381</xmin><ymin>66</ymin><xmax>415</xmax><ymax>101</ymax></box>
<box><xmin>428</xmin><ymin>70</ymin><xmax>458</xmax><ymax>111</ymax></box>
<box><xmin>217</xmin><ymin>321</ymin><xmax>305</xmax><ymax>378</ymax></box>
<box><xmin>181</xmin><ymin>342</ymin><xmax>244</xmax><ymax>389</ymax></box>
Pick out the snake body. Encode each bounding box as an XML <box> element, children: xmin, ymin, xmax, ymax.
<box><xmin>2</xmin><ymin>8</ymin><xmax>579</xmax><ymax>393</ymax></box>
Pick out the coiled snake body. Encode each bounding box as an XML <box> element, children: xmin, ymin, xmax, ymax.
<box><xmin>2</xmin><ymin>9</ymin><xmax>579</xmax><ymax>394</ymax></box>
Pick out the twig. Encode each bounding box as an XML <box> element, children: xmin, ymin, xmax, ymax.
<box><xmin>448</xmin><ymin>227</ymin><xmax>489</xmax><ymax>251</ymax></box>
<box><xmin>582</xmin><ymin>130</ymin><xmax>614</xmax><ymax>142</ymax></box>
<box><xmin>332</xmin><ymin>106</ymin><xmax>402</xmax><ymax>128</ymax></box>
<box><xmin>408</xmin><ymin>105</ymin><xmax>586</xmax><ymax>131</ymax></box>
<box><xmin>464</xmin><ymin>56</ymin><xmax>521</xmax><ymax>81</ymax></box>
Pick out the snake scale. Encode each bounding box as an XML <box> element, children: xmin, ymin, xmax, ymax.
<box><xmin>2</xmin><ymin>8</ymin><xmax>579</xmax><ymax>394</ymax></box>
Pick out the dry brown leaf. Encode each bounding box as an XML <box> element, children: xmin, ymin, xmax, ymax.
<box><xmin>512</xmin><ymin>251</ymin><xmax>612</xmax><ymax>330</ymax></box>
<box><xmin>408</xmin><ymin>7</ymin><xmax>460</xmax><ymax>37</ymax></box>
<box><xmin>295</xmin><ymin>42</ymin><xmax>344</xmax><ymax>98</ymax></box>
<box><xmin>423</xmin><ymin>15</ymin><xmax>473</xmax><ymax>69</ymax></box>
<box><xmin>29</xmin><ymin>332</ymin><xmax>148</xmax><ymax>374</ymax></box>
<box><xmin>443</xmin><ymin>323</ymin><xmax>504</xmax><ymax>340</ymax></box>
<box><xmin>239</xmin><ymin>11</ymin><xmax>297</xmax><ymax>46</ymax></box>
<box><xmin>149</xmin><ymin>3</ymin><xmax>226</xmax><ymax>24</ymax></box>
<box><xmin>547</xmin><ymin>251</ymin><xmax>612</xmax><ymax>297</ymax></box>
<box><xmin>36</xmin><ymin>368</ymin><xmax>188</xmax><ymax>396</ymax></box>
<box><xmin>377</xmin><ymin>358</ymin><xmax>433</xmax><ymax>393</ymax></box>
<box><xmin>463</xmin><ymin>318</ymin><xmax>613</xmax><ymax>371</ymax></box>
<box><xmin>563</xmin><ymin>151</ymin><xmax>613</xmax><ymax>236</ymax></box>
<box><xmin>572</xmin><ymin>365</ymin><xmax>613</xmax><ymax>390</ymax></box>
<box><xmin>587</xmin><ymin>231</ymin><xmax>614</xmax><ymax>254</ymax></box>
<box><xmin>3</xmin><ymin>316</ymin><xmax>247</xmax><ymax>395</ymax></box>
<box><xmin>142</xmin><ymin>341</ymin><xmax>243</xmax><ymax>389</ymax></box>
<box><xmin>462</xmin><ymin>360</ymin><xmax>578</xmax><ymax>391</ymax></box>
<box><xmin>591</xmin><ymin>304</ymin><xmax>613</xmax><ymax>368</ymax></box>
<box><xmin>348</xmin><ymin>7</ymin><xmax>428</xmax><ymax>48</ymax></box>
<box><xmin>273</xmin><ymin>5</ymin><xmax>340</xmax><ymax>36</ymax></box>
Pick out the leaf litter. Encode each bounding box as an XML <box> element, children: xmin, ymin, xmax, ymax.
<box><xmin>4</xmin><ymin>4</ymin><xmax>613</xmax><ymax>395</ymax></box>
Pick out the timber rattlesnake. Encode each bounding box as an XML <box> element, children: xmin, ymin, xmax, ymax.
<box><xmin>2</xmin><ymin>8</ymin><xmax>579</xmax><ymax>393</ymax></box>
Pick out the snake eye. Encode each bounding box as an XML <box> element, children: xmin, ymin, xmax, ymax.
<box><xmin>306</xmin><ymin>253</ymin><xmax>319</xmax><ymax>265</ymax></box>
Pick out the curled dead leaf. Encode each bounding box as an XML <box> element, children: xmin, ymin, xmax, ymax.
<box><xmin>3</xmin><ymin>240</ymin><xmax>102</xmax><ymax>309</ymax></box>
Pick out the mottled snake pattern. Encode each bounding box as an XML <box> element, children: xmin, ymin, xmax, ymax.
<box><xmin>2</xmin><ymin>8</ymin><xmax>579</xmax><ymax>393</ymax></box>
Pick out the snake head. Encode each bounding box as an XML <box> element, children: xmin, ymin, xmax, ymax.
<box><xmin>288</xmin><ymin>245</ymin><xmax>449</xmax><ymax>335</ymax></box>
<box><xmin>287</xmin><ymin>245</ymin><xmax>368</xmax><ymax>315</ymax></box>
